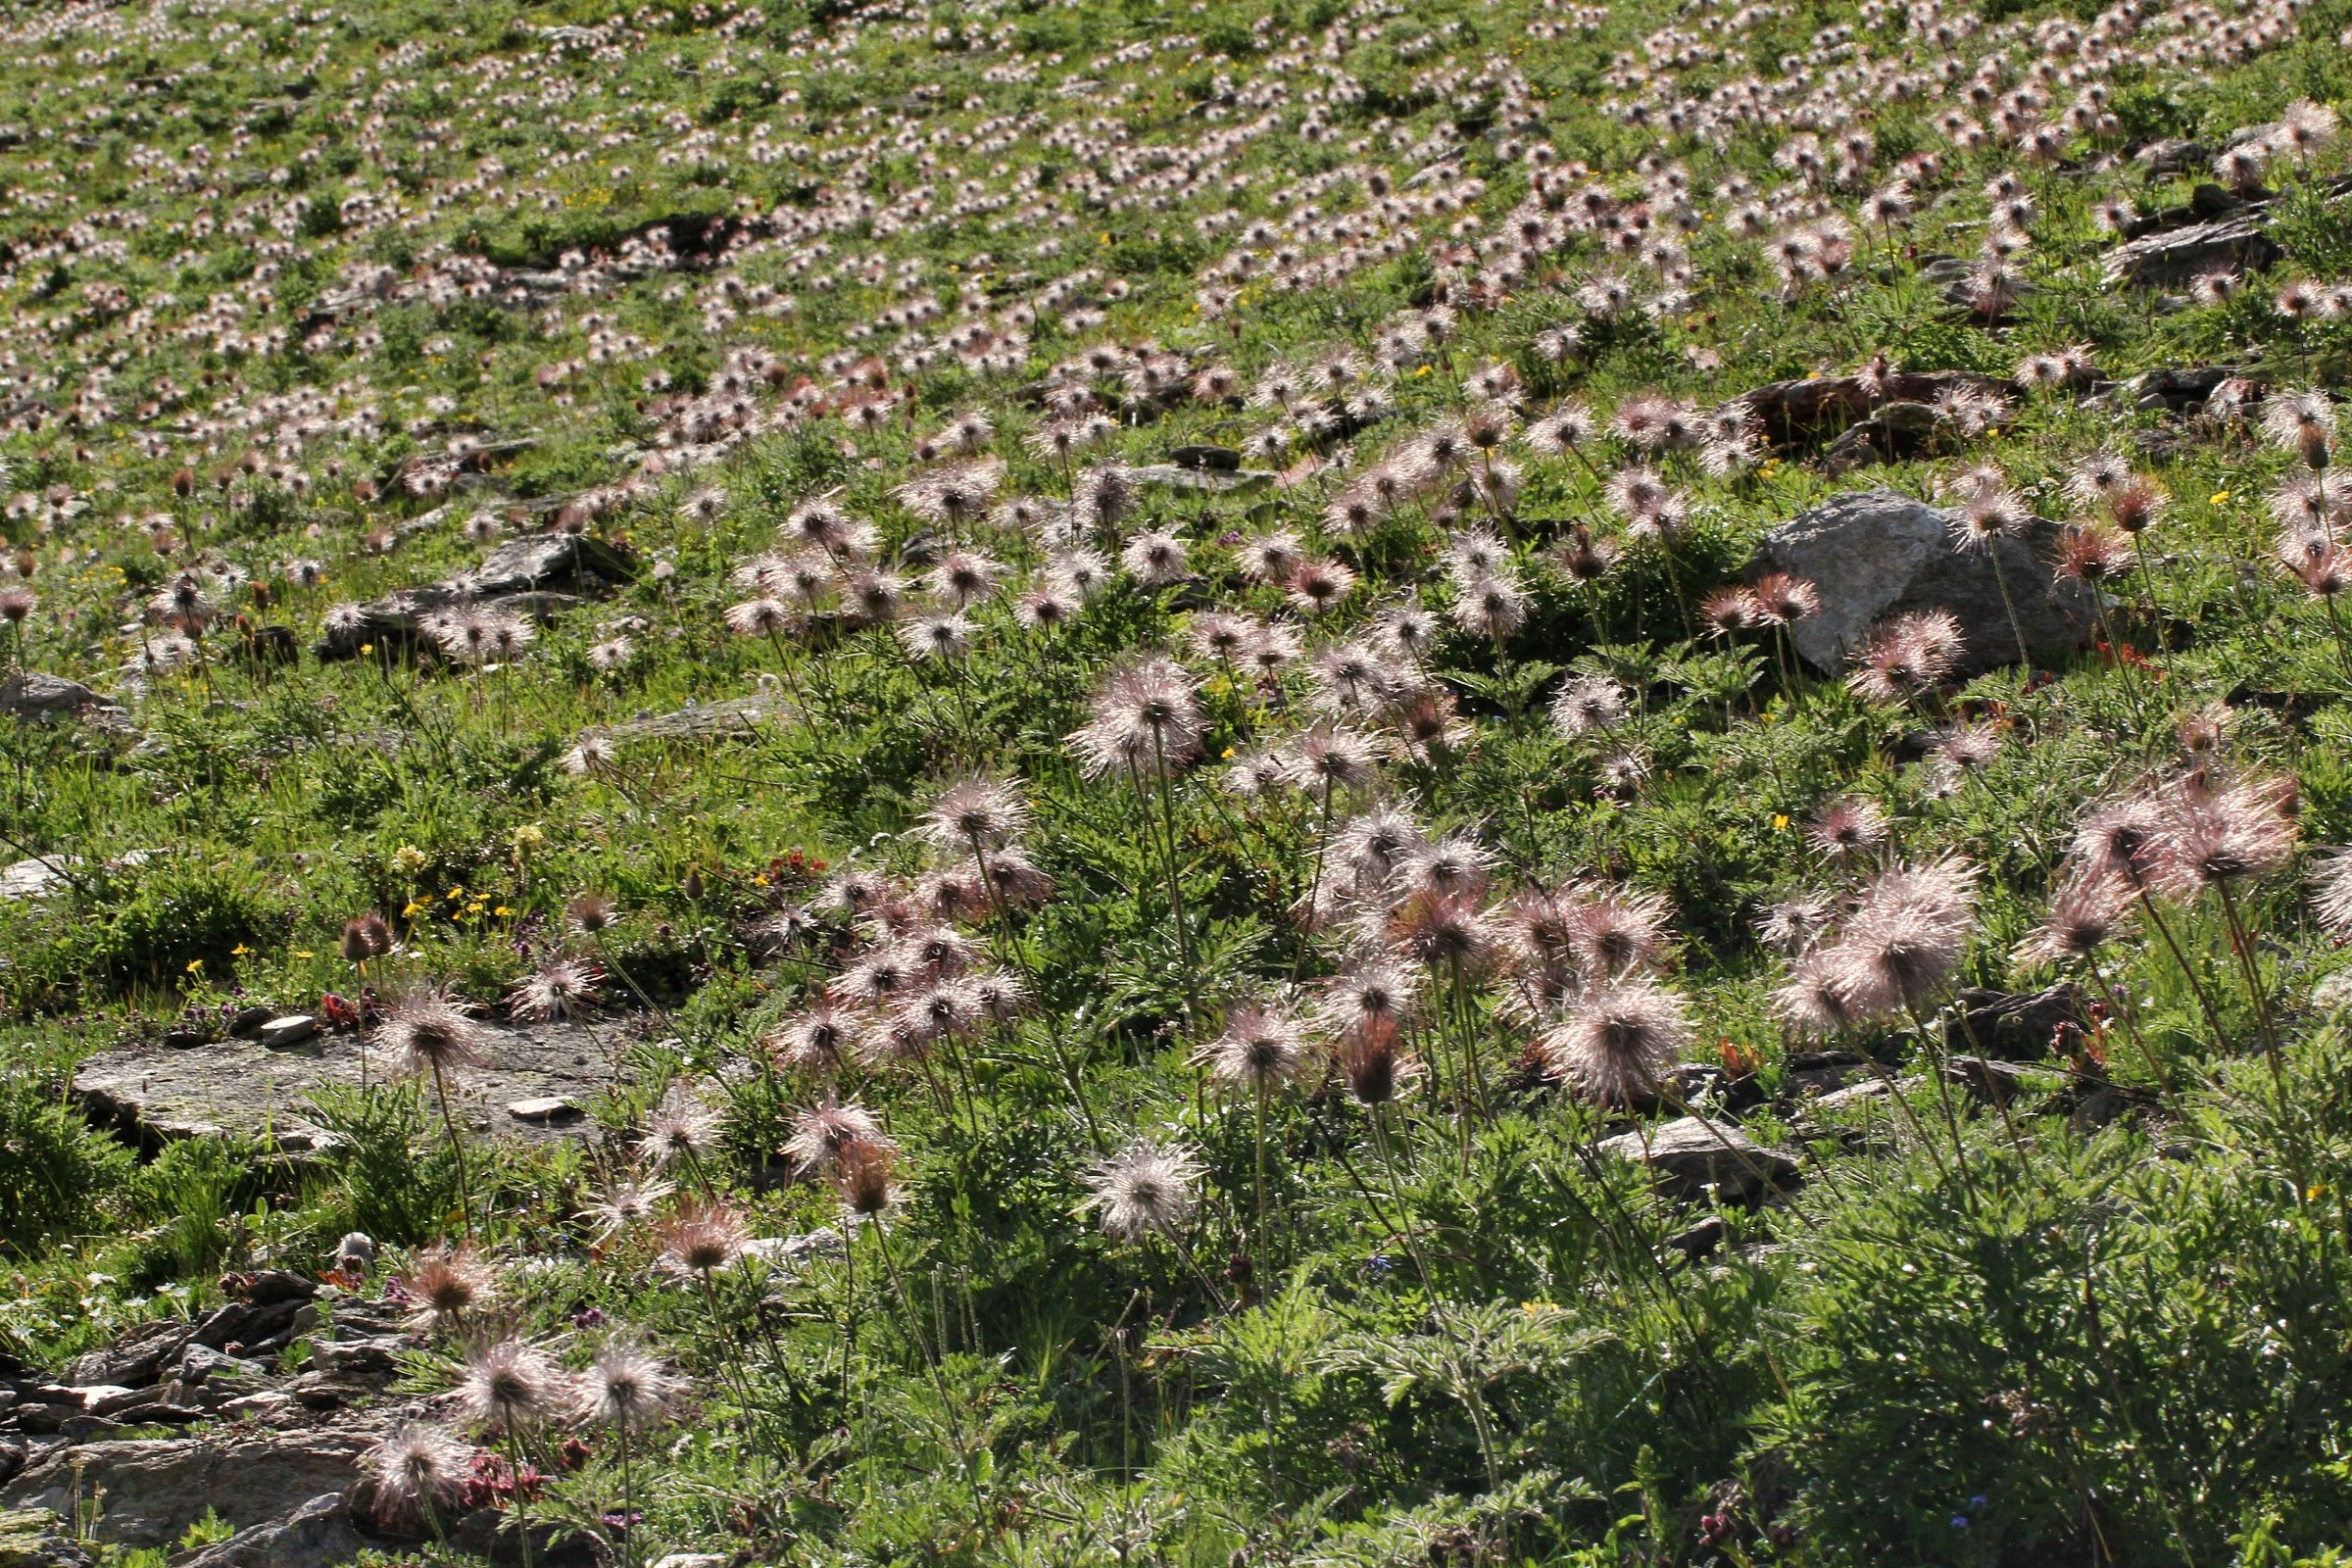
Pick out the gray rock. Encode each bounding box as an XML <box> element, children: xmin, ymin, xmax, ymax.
<box><xmin>1664</xmin><ymin>1215</ymin><xmax>1726</xmax><ymax>1260</ymax></box>
<box><xmin>504</xmin><ymin>1096</ymin><xmax>579</xmax><ymax>1123</ymax></box>
<box><xmin>0</xmin><ymin>850</ymin><xmax>153</xmax><ymax>903</ymax></box>
<box><xmin>179</xmin><ymin>1494</ymin><xmax>363</xmax><ymax>1568</ymax></box>
<box><xmin>187</xmin><ymin>1298</ymin><xmax>305</xmax><ymax>1354</ymax></box>
<box><xmin>1821</xmin><ymin>402</ymin><xmax>1939</xmax><ymax>474</ymax></box>
<box><xmin>738</xmin><ymin>1230</ymin><xmax>849</xmax><ymax>1269</ymax></box>
<box><xmin>0</xmin><ymin>1425</ymin><xmax>376</xmax><ymax>1548</ymax></box>
<box><xmin>595</xmin><ymin>691</ymin><xmax>787</xmax><ymax>746</ymax></box>
<box><xmin>0</xmin><ymin>858</ymin><xmax>74</xmax><ymax>901</ymax></box>
<box><xmin>1811</xmin><ymin>1076</ymin><xmax>1900</xmax><ymax>1114</ymax></box>
<box><xmin>244</xmin><ymin>1272</ymin><xmax>319</xmax><ymax>1308</ymax></box>
<box><xmin>173</xmin><ymin>1344</ymin><xmax>267</xmax><ymax>1390</ymax></box>
<box><xmin>0</xmin><ymin>1507</ymin><xmax>95</xmax><ymax>1568</ymax></box>
<box><xmin>2102</xmin><ymin>213</ymin><xmax>2280</xmax><ymax>289</ymax></box>
<box><xmin>258</xmin><ymin>1016</ymin><xmax>318</xmax><ymax>1050</ymax></box>
<box><xmin>1739</xmin><ymin>371</ymin><xmax>2013</xmax><ymax>449</ymax></box>
<box><xmin>1933</xmin><ymin>984</ymin><xmax>2082</xmax><ymax>1060</ymax></box>
<box><xmin>66</xmin><ymin>1321</ymin><xmax>193</xmax><ymax>1389</ymax></box>
<box><xmin>1941</xmin><ymin>1054</ymin><xmax>2047</xmax><ymax>1105</ymax></box>
<box><xmin>1127</xmin><ymin>462</ymin><xmax>1278</xmax><ymax>494</ymax></box>
<box><xmin>2132</xmin><ymin>138</ymin><xmax>2210</xmax><ymax>177</ymax></box>
<box><xmin>1598</xmin><ymin>1116</ymin><xmax>1799</xmax><ymax>1201</ymax></box>
<box><xmin>70</xmin><ymin>1386</ymin><xmax>150</xmax><ymax>1417</ymax></box>
<box><xmin>1745</xmin><ymin>488</ymin><xmax>2101</xmax><ymax>675</ymax></box>
<box><xmin>1782</xmin><ymin>1050</ymin><xmax>1867</xmax><ymax>1101</ymax></box>
<box><xmin>315</xmin><ymin>534</ymin><xmax>636</xmax><ymax>661</ymax></box>
<box><xmin>73</xmin><ymin>1018</ymin><xmax>621</xmax><ymax>1152</ymax></box>
<box><xmin>0</xmin><ymin>672</ymin><xmax>124</xmax><ymax>726</ymax></box>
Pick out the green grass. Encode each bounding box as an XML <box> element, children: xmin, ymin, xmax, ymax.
<box><xmin>1</xmin><ymin>0</ymin><xmax>2351</xmax><ymax>1561</ymax></box>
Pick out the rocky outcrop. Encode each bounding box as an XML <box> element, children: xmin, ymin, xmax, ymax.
<box><xmin>1</xmin><ymin>1428</ymin><xmax>375</xmax><ymax>1549</ymax></box>
<box><xmin>0</xmin><ymin>1283</ymin><xmax>416</xmax><ymax>1567</ymax></box>
<box><xmin>2102</xmin><ymin>212</ymin><xmax>2281</xmax><ymax>289</ymax></box>
<box><xmin>597</xmin><ymin>692</ymin><xmax>788</xmax><ymax>745</ymax></box>
<box><xmin>1738</xmin><ymin>371</ymin><xmax>2015</xmax><ymax>450</ymax></box>
<box><xmin>1745</xmin><ymin>488</ymin><xmax>2101</xmax><ymax>675</ymax></box>
<box><xmin>72</xmin><ymin>1018</ymin><xmax>619</xmax><ymax>1152</ymax></box>
<box><xmin>0</xmin><ymin>1507</ymin><xmax>95</xmax><ymax>1568</ymax></box>
<box><xmin>315</xmin><ymin>534</ymin><xmax>636</xmax><ymax>661</ymax></box>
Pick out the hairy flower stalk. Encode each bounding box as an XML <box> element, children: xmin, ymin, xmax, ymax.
<box><xmin>924</xmin><ymin>774</ymin><xmax>1104</xmax><ymax>1151</ymax></box>
<box><xmin>454</xmin><ymin>1339</ymin><xmax>567</xmax><ymax>1568</ymax></box>
<box><xmin>1197</xmin><ymin>1003</ymin><xmax>1309</xmax><ymax>1284</ymax></box>
<box><xmin>838</xmin><ymin>1138</ymin><xmax>976</xmax><ymax>1484</ymax></box>
<box><xmin>375</xmin><ymin>991</ymin><xmax>487</xmax><ymax>1234</ymax></box>
<box><xmin>1071</xmin><ymin>660</ymin><xmax>1205</xmax><ymax>1029</ymax></box>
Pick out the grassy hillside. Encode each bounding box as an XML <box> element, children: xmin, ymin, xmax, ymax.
<box><xmin>2</xmin><ymin>0</ymin><xmax>2352</xmax><ymax>1561</ymax></box>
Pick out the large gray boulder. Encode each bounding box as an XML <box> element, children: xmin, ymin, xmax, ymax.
<box><xmin>1746</xmin><ymin>488</ymin><xmax>2100</xmax><ymax>675</ymax></box>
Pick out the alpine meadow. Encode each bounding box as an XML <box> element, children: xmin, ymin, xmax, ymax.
<box><xmin>8</xmin><ymin>0</ymin><xmax>2352</xmax><ymax>1562</ymax></box>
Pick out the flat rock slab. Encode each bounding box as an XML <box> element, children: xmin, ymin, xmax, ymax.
<box><xmin>597</xmin><ymin>691</ymin><xmax>787</xmax><ymax>746</ymax></box>
<box><xmin>0</xmin><ymin>858</ymin><xmax>73</xmax><ymax>901</ymax></box>
<box><xmin>0</xmin><ymin>1508</ymin><xmax>95</xmax><ymax>1568</ymax></box>
<box><xmin>1</xmin><ymin>671</ymin><xmax>128</xmax><ymax>728</ymax></box>
<box><xmin>180</xmin><ymin>1492</ymin><xmax>364</xmax><ymax>1568</ymax></box>
<box><xmin>1739</xmin><ymin>371</ymin><xmax>2013</xmax><ymax>449</ymax></box>
<box><xmin>316</xmin><ymin>534</ymin><xmax>636</xmax><ymax>661</ymax></box>
<box><xmin>257</xmin><ymin>1015</ymin><xmax>318</xmax><ymax>1049</ymax></box>
<box><xmin>1746</xmin><ymin>488</ymin><xmax>2100</xmax><ymax>675</ymax></box>
<box><xmin>0</xmin><ymin>1420</ymin><xmax>381</xmax><ymax>1549</ymax></box>
<box><xmin>1128</xmin><ymin>462</ymin><xmax>1278</xmax><ymax>494</ymax></box>
<box><xmin>1</xmin><ymin>850</ymin><xmax>155</xmax><ymax>903</ymax></box>
<box><xmin>1599</xmin><ymin>1115</ymin><xmax>1799</xmax><ymax>1201</ymax></box>
<box><xmin>2102</xmin><ymin>213</ymin><xmax>2280</xmax><ymax>289</ymax></box>
<box><xmin>73</xmin><ymin>1019</ymin><xmax>620</xmax><ymax>1152</ymax></box>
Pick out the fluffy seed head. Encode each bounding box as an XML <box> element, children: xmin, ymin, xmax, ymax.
<box><xmin>1083</xmin><ymin>1138</ymin><xmax>1203</xmax><ymax>1244</ymax></box>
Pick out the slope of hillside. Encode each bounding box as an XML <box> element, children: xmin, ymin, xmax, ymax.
<box><xmin>2</xmin><ymin>0</ymin><xmax>2352</xmax><ymax>1561</ymax></box>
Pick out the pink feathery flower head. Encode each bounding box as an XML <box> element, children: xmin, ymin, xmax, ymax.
<box><xmin>1543</xmin><ymin>977</ymin><xmax>1692</xmax><ymax>1105</ymax></box>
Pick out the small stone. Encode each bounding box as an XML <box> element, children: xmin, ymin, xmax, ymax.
<box><xmin>1812</xmin><ymin>1077</ymin><xmax>1898</xmax><ymax>1114</ymax></box>
<box><xmin>738</xmin><ymin>1231</ymin><xmax>849</xmax><ymax>1269</ymax></box>
<box><xmin>1665</xmin><ymin>1215</ymin><xmax>1727</xmax><ymax>1260</ymax></box>
<box><xmin>505</xmin><ymin>1096</ymin><xmax>580</xmax><ymax>1122</ymax></box>
<box><xmin>257</xmin><ymin>1016</ymin><xmax>318</xmax><ymax>1049</ymax></box>
<box><xmin>1598</xmin><ymin>1116</ymin><xmax>1800</xmax><ymax>1201</ymax></box>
